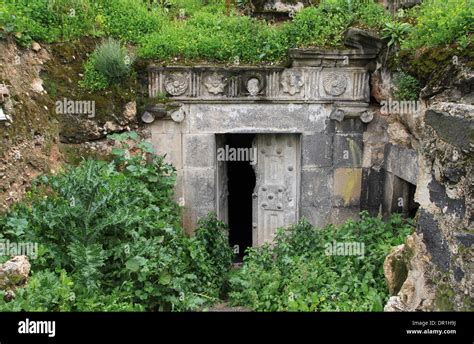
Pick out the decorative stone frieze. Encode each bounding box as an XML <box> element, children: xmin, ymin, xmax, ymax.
<box><xmin>148</xmin><ymin>49</ymin><xmax>376</xmax><ymax>107</ymax></box>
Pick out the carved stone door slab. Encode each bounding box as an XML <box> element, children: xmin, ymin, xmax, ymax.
<box><xmin>252</xmin><ymin>134</ymin><xmax>300</xmax><ymax>246</ymax></box>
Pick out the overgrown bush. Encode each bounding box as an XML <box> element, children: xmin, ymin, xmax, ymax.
<box><xmin>1</xmin><ymin>0</ymin><xmax>99</xmax><ymax>46</ymax></box>
<box><xmin>80</xmin><ymin>38</ymin><xmax>133</xmax><ymax>90</ymax></box>
<box><xmin>100</xmin><ymin>0</ymin><xmax>165</xmax><ymax>43</ymax></box>
<box><xmin>79</xmin><ymin>53</ymin><xmax>109</xmax><ymax>91</ymax></box>
<box><xmin>93</xmin><ymin>38</ymin><xmax>133</xmax><ymax>83</ymax></box>
<box><xmin>402</xmin><ymin>0</ymin><xmax>473</xmax><ymax>49</ymax></box>
<box><xmin>0</xmin><ymin>132</ymin><xmax>233</xmax><ymax>311</ymax></box>
<box><xmin>228</xmin><ymin>212</ymin><xmax>413</xmax><ymax>311</ymax></box>
<box><xmin>394</xmin><ymin>72</ymin><xmax>421</xmax><ymax>101</ymax></box>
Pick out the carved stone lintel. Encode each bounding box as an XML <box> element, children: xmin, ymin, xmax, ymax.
<box><xmin>330</xmin><ymin>108</ymin><xmax>345</xmax><ymax>122</ymax></box>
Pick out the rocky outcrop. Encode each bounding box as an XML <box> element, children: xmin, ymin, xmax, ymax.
<box><xmin>0</xmin><ymin>255</ymin><xmax>31</xmax><ymax>300</ymax></box>
<box><xmin>384</xmin><ymin>233</ymin><xmax>436</xmax><ymax>311</ymax></box>
<box><xmin>382</xmin><ymin>47</ymin><xmax>473</xmax><ymax>311</ymax></box>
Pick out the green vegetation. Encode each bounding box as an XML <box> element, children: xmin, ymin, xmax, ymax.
<box><xmin>229</xmin><ymin>213</ymin><xmax>413</xmax><ymax>311</ymax></box>
<box><xmin>402</xmin><ymin>0</ymin><xmax>473</xmax><ymax>50</ymax></box>
<box><xmin>394</xmin><ymin>72</ymin><xmax>421</xmax><ymax>101</ymax></box>
<box><xmin>0</xmin><ymin>133</ymin><xmax>413</xmax><ymax>312</ymax></box>
<box><xmin>80</xmin><ymin>38</ymin><xmax>134</xmax><ymax>90</ymax></box>
<box><xmin>0</xmin><ymin>133</ymin><xmax>234</xmax><ymax>311</ymax></box>
<box><xmin>2</xmin><ymin>1</ymin><xmax>472</xmax><ymax>64</ymax></box>
<box><xmin>2</xmin><ymin>0</ymin><xmax>391</xmax><ymax>63</ymax></box>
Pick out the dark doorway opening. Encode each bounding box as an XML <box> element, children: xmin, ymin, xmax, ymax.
<box><xmin>407</xmin><ymin>182</ymin><xmax>419</xmax><ymax>219</ymax></box>
<box><xmin>226</xmin><ymin>134</ymin><xmax>256</xmax><ymax>260</ymax></box>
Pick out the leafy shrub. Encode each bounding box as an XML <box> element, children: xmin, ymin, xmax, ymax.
<box><xmin>356</xmin><ymin>1</ymin><xmax>391</xmax><ymax>29</ymax></box>
<box><xmin>0</xmin><ymin>270</ymin><xmax>75</xmax><ymax>312</ymax></box>
<box><xmin>394</xmin><ymin>72</ymin><xmax>421</xmax><ymax>101</ymax></box>
<box><xmin>0</xmin><ymin>0</ymin><xmax>98</xmax><ymax>45</ymax></box>
<box><xmin>0</xmin><ymin>132</ymin><xmax>233</xmax><ymax>311</ymax></box>
<box><xmin>402</xmin><ymin>0</ymin><xmax>473</xmax><ymax>49</ymax></box>
<box><xmin>382</xmin><ymin>22</ymin><xmax>412</xmax><ymax>51</ymax></box>
<box><xmin>93</xmin><ymin>38</ymin><xmax>133</xmax><ymax>83</ymax></box>
<box><xmin>80</xmin><ymin>38</ymin><xmax>133</xmax><ymax>90</ymax></box>
<box><xmin>79</xmin><ymin>54</ymin><xmax>109</xmax><ymax>91</ymax></box>
<box><xmin>229</xmin><ymin>212</ymin><xmax>413</xmax><ymax>311</ymax></box>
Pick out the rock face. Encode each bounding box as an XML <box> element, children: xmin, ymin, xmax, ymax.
<box><xmin>343</xmin><ymin>28</ymin><xmax>384</xmax><ymax>53</ymax></box>
<box><xmin>377</xmin><ymin>0</ymin><xmax>422</xmax><ymax>12</ymax></box>
<box><xmin>384</xmin><ymin>244</ymin><xmax>407</xmax><ymax>296</ymax></box>
<box><xmin>382</xmin><ymin>50</ymin><xmax>473</xmax><ymax>311</ymax></box>
<box><xmin>384</xmin><ymin>233</ymin><xmax>436</xmax><ymax>311</ymax></box>
<box><xmin>0</xmin><ymin>255</ymin><xmax>31</xmax><ymax>291</ymax></box>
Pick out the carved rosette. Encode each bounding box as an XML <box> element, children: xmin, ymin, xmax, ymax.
<box><xmin>164</xmin><ymin>72</ymin><xmax>188</xmax><ymax>96</ymax></box>
<box><xmin>280</xmin><ymin>70</ymin><xmax>304</xmax><ymax>96</ymax></box>
<box><xmin>204</xmin><ymin>72</ymin><xmax>227</xmax><ymax>95</ymax></box>
<box><xmin>323</xmin><ymin>72</ymin><xmax>348</xmax><ymax>96</ymax></box>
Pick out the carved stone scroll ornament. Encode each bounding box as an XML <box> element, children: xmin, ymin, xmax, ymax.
<box><xmin>280</xmin><ymin>70</ymin><xmax>304</xmax><ymax>96</ymax></box>
<box><xmin>164</xmin><ymin>72</ymin><xmax>188</xmax><ymax>96</ymax></box>
<box><xmin>330</xmin><ymin>108</ymin><xmax>345</xmax><ymax>122</ymax></box>
<box><xmin>204</xmin><ymin>72</ymin><xmax>227</xmax><ymax>95</ymax></box>
<box><xmin>360</xmin><ymin>110</ymin><xmax>374</xmax><ymax>123</ymax></box>
<box><xmin>323</xmin><ymin>72</ymin><xmax>348</xmax><ymax>96</ymax></box>
<box><xmin>171</xmin><ymin>108</ymin><xmax>186</xmax><ymax>123</ymax></box>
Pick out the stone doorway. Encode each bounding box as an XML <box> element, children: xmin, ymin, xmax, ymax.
<box><xmin>217</xmin><ymin>133</ymin><xmax>300</xmax><ymax>253</ymax></box>
<box><xmin>220</xmin><ymin>134</ymin><xmax>256</xmax><ymax>258</ymax></box>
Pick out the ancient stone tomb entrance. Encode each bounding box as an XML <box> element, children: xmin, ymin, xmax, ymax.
<box><xmin>146</xmin><ymin>49</ymin><xmax>378</xmax><ymax>248</ymax></box>
<box><xmin>216</xmin><ymin>134</ymin><xmax>300</xmax><ymax>256</ymax></box>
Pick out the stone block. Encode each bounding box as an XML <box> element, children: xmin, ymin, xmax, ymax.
<box><xmin>183</xmin><ymin>134</ymin><xmax>216</xmax><ymax>168</ymax></box>
<box><xmin>333</xmin><ymin>168</ymin><xmax>362</xmax><ymax>207</ymax></box>
<box><xmin>301</xmin><ymin>168</ymin><xmax>332</xmax><ymax>207</ymax></box>
<box><xmin>300</xmin><ymin>205</ymin><xmax>332</xmax><ymax>229</ymax></box>
<box><xmin>150</xmin><ymin>132</ymin><xmax>182</xmax><ymax>170</ymax></box>
<box><xmin>328</xmin><ymin>117</ymin><xmax>365</xmax><ymax>134</ymax></box>
<box><xmin>183</xmin><ymin>168</ymin><xmax>216</xmax><ymax>206</ymax></box>
<box><xmin>333</xmin><ymin>134</ymin><xmax>363</xmax><ymax>168</ymax></box>
<box><xmin>384</xmin><ymin>143</ymin><xmax>418</xmax><ymax>185</ymax></box>
<box><xmin>301</xmin><ymin>133</ymin><xmax>333</xmax><ymax>167</ymax></box>
<box><xmin>188</xmin><ymin>103</ymin><xmax>328</xmax><ymax>134</ymax></box>
<box><xmin>360</xmin><ymin>167</ymin><xmax>384</xmax><ymax>216</ymax></box>
<box><xmin>330</xmin><ymin>207</ymin><xmax>360</xmax><ymax>225</ymax></box>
